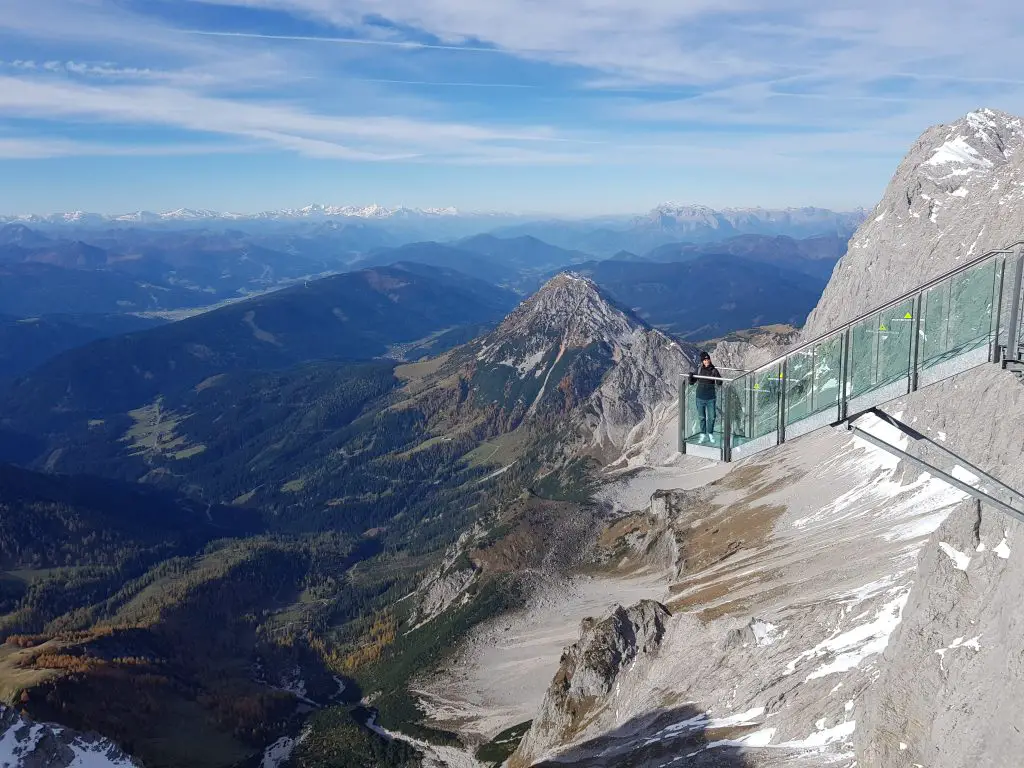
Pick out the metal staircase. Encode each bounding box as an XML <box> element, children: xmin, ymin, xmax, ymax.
<box><xmin>679</xmin><ymin>242</ymin><xmax>1024</xmax><ymax>463</ymax></box>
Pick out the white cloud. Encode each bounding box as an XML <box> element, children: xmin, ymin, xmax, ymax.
<box><xmin>180</xmin><ymin>0</ymin><xmax>1024</xmax><ymax>87</ymax></box>
<box><xmin>4</xmin><ymin>0</ymin><xmax>1024</xmax><ymax>192</ymax></box>
<box><xmin>0</xmin><ymin>136</ymin><xmax>253</xmax><ymax>160</ymax></box>
<box><xmin>0</xmin><ymin>73</ymin><xmax>589</xmax><ymax>162</ymax></box>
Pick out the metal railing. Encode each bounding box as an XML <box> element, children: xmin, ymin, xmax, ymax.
<box><xmin>679</xmin><ymin>242</ymin><xmax>1024</xmax><ymax>462</ymax></box>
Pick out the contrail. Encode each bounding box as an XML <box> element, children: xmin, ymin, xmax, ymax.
<box><xmin>354</xmin><ymin>77</ymin><xmax>536</xmax><ymax>88</ymax></box>
<box><xmin>182</xmin><ymin>29</ymin><xmax>508</xmax><ymax>53</ymax></box>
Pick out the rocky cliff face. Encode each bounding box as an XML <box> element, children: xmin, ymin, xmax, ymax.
<box><xmin>800</xmin><ymin>108</ymin><xmax>1024</xmax><ymax>766</ymax></box>
<box><xmin>0</xmin><ymin>706</ymin><xmax>140</xmax><ymax>768</ymax></box>
<box><xmin>857</xmin><ymin>499</ymin><xmax>1023</xmax><ymax>768</ymax></box>
<box><xmin>805</xmin><ymin>107</ymin><xmax>1024</xmax><ymax>336</ymax></box>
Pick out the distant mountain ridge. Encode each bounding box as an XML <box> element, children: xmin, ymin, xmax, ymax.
<box><xmin>0</xmin><ymin>204</ymin><xmax>467</xmax><ymax>225</ymax></box>
<box><xmin>0</xmin><ymin>313</ymin><xmax>165</xmax><ymax>380</ymax></box>
<box><xmin>492</xmin><ymin>205</ymin><xmax>865</xmax><ymax>256</ymax></box>
<box><xmin>0</xmin><ymin>203</ymin><xmax>866</xmax><ymax>231</ymax></box>
<box><xmin>355</xmin><ymin>234</ymin><xmax>593</xmax><ymax>289</ymax></box>
<box><xmin>638</xmin><ymin>232</ymin><xmax>847</xmax><ymax>280</ymax></box>
<box><xmin>568</xmin><ymin>254</ymin><xmax>827</xmax><ymax>340</ymax></box>
<box><xmin>0</xmin><ymin>263</ymin><xmax>518</xmax><ymax>428</ymax></box>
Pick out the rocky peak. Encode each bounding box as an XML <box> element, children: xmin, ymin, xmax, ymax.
<box><xmin>510</xmin><ymin>600</ymin><xmax>671</xmax><ymax>767</ymax></box>
<box><xmin>481</xmin><ymin>273</ymin><xmax>644</xmax><ymax>360</ymax></box>
<box><xmin>805</xmin><ymin>107</ymin><xmax>1024</xmax><ymax>337</ymax></box>
<box><xmin>470</xmin><ymin>273</ymin><xmax>694</xmax><ymax>463</ymax></box>
<box><xmin>638</xmin><ymin>202</ymin><xmax>723</xmax><ymax>230</ymax></box>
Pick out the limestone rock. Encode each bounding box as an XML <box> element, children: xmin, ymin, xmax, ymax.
<box><xmin>510</xmin><ymin>600</ymin><xmax>671</xmax><ymax>766</ymax></box>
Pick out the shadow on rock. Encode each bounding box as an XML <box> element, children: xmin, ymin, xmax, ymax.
<box><xmin>530</xmin><ymin>704</ymin><xmax>757</xmax><ymax>768</ymax></box>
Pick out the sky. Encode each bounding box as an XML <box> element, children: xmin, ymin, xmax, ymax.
<box><xmin>2</xmin><ymin>0</ymin><xmax>1023</xmax><ymax>216</ymax></box>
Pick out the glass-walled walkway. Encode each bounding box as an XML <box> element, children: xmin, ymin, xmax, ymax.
<box><xmin>680</xmin><ymin>243</ymin><xmax>1024</xmax><ymax>462</ymax></box>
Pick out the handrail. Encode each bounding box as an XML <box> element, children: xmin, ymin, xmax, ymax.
<box><xmin>679</xmin><ymin>237</ymin><xmax>1024</xmax><ymax>463</ymax></box>
<box><xmin>742</xmin><ymin>240</ymin><xmax>1024</xmax><ymax>377</ymax></box>
<box><xmin>688</xmin><ymin>373</ymin><xmax>739</xmax><ymax>381</ymax></box>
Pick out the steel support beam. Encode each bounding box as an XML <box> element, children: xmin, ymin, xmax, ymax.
<box><xmin>910</xmin><ymin>293</ymin><xmax>923</xmax><ymax>392</ymax></box>
<box><xmin>679</xmin><ymin>376</ymin><xmax>687</xmax><ymax>454</ymax></box>
<box><xmin>865</xmin><ymin>408</ymin><xmax>1024</xmax><ymax>510</ymax></box>
<box><xmin>849</xmin><ymin>422</ymin><xmax>1024</xmax><ymax>525</ymax></box>
<box><xmin>1006</xmin><ymin>248</ymin><xmax>1024</xmax><ymax>364</ymax></box>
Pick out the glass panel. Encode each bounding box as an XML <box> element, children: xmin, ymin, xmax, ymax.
<box><xmin>845</xmin><ymin>300</ymin><xmax>913</xmax><ymax>399</ymax></box>
<box><xmin>811</xmin><ymin>334</ymin><xmax>843</xmax><ymax>413</ymax></box>
<box><xmin>920</xmin><ymin>280</ymin><xmax>950</xmax><ymax>368</ymax></box>
<box><xmin>948</xmin><ymin>260</ymin><xmax>996</xmax><ymax>355</ymax></box>
<box><xmin>920</xmin><ymin>260</ymin><xmax>997</xmax><ymax>369</ymax></box>
<box><xmin>752</xmin><ymin>365</ymin><xmax>781</xmax><ymax>439</ymax></box>
<box><xmin>876</xmin><ymin>299</ymin><xmax>915</xmax><ymax>387</ymax></box>
<box><xmin>727</xmin><ymin>375</ymin><xmax>751</xmax><ymax>447</ymax></box>
<box><xmin>683</xmin><ymin>379</ymin><xmax>701</xmax><ymax>442</ymax></box>
<box><xmin>848</xmin><ymin>313</ymin><xmax>878</xmax><ymax>398</ymax></box>
<box><xmin>785</xmin><ymin>351</ymin><xmax>813</xmax><ymax>425</ymax></box>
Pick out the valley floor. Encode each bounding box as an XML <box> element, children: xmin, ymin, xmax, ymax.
<box><xmin>416</xmin><ymin>571</ymin><xmax>667</xmax><ymax>743</ymax></box>
<box><xmin>414</xmin><ymin>457</ymin><xmax>729</xmax><ymax>745</ymax></box>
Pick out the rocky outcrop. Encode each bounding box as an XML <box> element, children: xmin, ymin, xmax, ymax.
<box><xmin>707</xmin><ymin>325</ymin><xmax>801</xmax><ymax>373</ymax></box>
<box><xmin>510</xmin><ymin>600</ymin><xmax>671</xmax><ymax>767</ymax></box>
<box><xmin>0</xmin><ymin>706</ymin><xmax>140</xmax><ymax>767</ymax></box>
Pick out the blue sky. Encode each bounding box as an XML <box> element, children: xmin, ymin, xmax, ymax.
<box><xmin>2</xmin><ymin>0</ymin><xmax>1022</xmax><ymax>216</ymax></box>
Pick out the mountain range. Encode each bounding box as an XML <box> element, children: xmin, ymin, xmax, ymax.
<box><xmin>567</xmin><ymin>254</ymin><xmax>827</xmax><ymax>339</ymax></box>
<box><xmin>0</xmin><ymin>203</ymin><xmax>862</xmax><ymax>229</ymax></box>
<box><xmin>0</xmin><ymin>263</ymin><xmax>517</xmax><ymax>435</ymax></box>
<box><xmin>491</xmin><ymin>204</ymin><xmax>864</xmax><ymax>256</ymax></box>
<box><xmin>0</xmin><ymin>267</ymin><xmax>697</xmax><ymax>767</ymax></box>
<box><xmin>18</xmin><ymin>123</ymin><xmax>1012</xmax><ymax>768</ymax></box>
<box><xmin>0</xmin><ymin>204</ymin><xmax>465</xmax><ymax>225</ymax></box>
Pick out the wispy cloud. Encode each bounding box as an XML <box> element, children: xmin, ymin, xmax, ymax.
<box><xmin>350</xmin><ymin>78</ymin><xmax>537</xmax><ymax>89</ymax></box>
<box><xmin>182</xmin><ymin>29</ymin><xmax>512</xmax><ymax>53</ymax></box>
<box><xmin>0</xmin><ymin>135</ymin><xmax>254</xmax><ymax>160</ymax></box>
<box><xmin>180</xmin><ymin>0</ymin><xmax>1024</xmax><ymax>85</ymax></box>
<box><xmin>0</xmin><ymin>73</ymin><xmax>588</xmax><ymax>163</ymax></box>
<box><xmin>1</xmin><ymin>59</ymin><xmax>178</xmax><ymax>80</ymax></box>
<box><xmin>4</xmin><ymin>0</ymin><xmax>1024</xmax><ymax>213</ymax></box>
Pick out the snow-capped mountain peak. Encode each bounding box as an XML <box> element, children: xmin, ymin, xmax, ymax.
<box><xmin>0</xmin><ymin>204</ymin><xmax>465</xmax><ymax>225</ymax></box>
<box><xmin>922</xmin><ymin>108</ymin><xmax>1021</xmax><ymax>177</ymax></box>
<box><xmin>805</xmin><ymin>106</ymin><xmax>1024</xmax><ymax>336</ymax></box>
